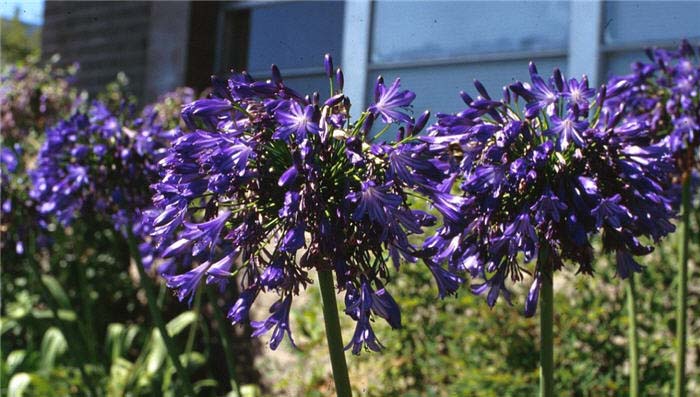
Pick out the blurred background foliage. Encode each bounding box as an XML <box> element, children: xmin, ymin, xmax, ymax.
<box><xmin>0</xmin><ymin>27</ymin><xmax>261</xmax><ymax>394</ymax></box>
<box><xmin>258</xmin><ymin>203</ymin><xmax>700</xmax><ymax>397</ymax></box>
<box><xmin>1</xmin><ymin>16</ymin><xmax>699</xmax><ymax>397</ymax></box>
<box><xmin>0</xmin><ymin>9</ymin><xmax>41</xmax><ymax>67</ymax></box>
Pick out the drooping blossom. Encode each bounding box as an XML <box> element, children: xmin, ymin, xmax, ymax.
<box><xmin>423</xmin><ymin>62</ymin><xmax>677</xmax><ymax>316</ymax></box>
<box><xmin>29</xmin><ymin>89</ymin><xmax>192</xmax><ymax>272</ymax></box>
<box><xmin>152</xmin><ymin>55</ymin><xmax>461</xmax><ymax>353</ymax></box>
<box><xmin>0</xmin><ymin>56</ymin><xmax>81</xmax><ymax>257</ymax></box>
<box><xmin>606</xmin><ymin>39</ymin><xmax>699</xmax><ymax>177</ymax></box>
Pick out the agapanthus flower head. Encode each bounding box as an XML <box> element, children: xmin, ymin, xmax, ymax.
<box><xmin>1</xmin><ymin>55</ymin><xmax>81</xmax><ymax>141</ymax></box>
<box><xmin>1</xmin><ymin>56</ymin><xmax>82</xmax><ymax>257</ymax></box>
<box><xmin>606</xmin><ymin>39</ymin><xmax>699</xmax><ymax>175</ymax></box>
<box><xmin>153</xmin><ymin>54</ymin><xmax>461</xmax><ymax>353</ymax></box>
<box><xmin>1</xmin><ymin>145</ymin><xmax>39</xmax><ymax>255</ymax></box>
<box><xmin>29</xmin><ymin>89</ymin><xmax>191</xmax><ymax>252</ymax></box>
<box><xmin>423</xmin><ymin>62</ymin><xmax>676</xmax><ymax>316</ymax></box>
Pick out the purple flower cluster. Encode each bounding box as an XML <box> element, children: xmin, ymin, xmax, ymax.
<box><xmin>1</xmin><ymin>57</ymin><xmax>83</xmax><ymax>257</ymax></box>
<box><xmin>423</xmin><ymin>63</ymin><xmax>676</xmax><ymax>316</ymax></box>
<box><xmin>0</xmin><ymin>55</ymin><xmax>81</xmax><ymax>141</ymax></box>
<box><xmin>152</xmin><ymin>55</ymin><xmax>462</xmax><ymax>353</ymax></box>
<box><xmin>606</xmin><ymin>40</ymin><xmax>699</xmax><ymax>174</ymax></box>
<box><xmin>1</xmin><ymin>144</ymin><xmax>36</xmax><ymax>255</ymax></box>
<box><xmin>29</xmin><ymin>100</ymin><xmax>181</xmax><ymax>238</ymax></box>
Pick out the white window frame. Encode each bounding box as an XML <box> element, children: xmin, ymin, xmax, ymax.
<box><xmin>214</xmin><ymin>0</ymin><xmax>699</xmax><ymax>105</ymax></box>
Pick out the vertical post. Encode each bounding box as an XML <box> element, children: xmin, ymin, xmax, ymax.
<box><xmin>341</xmin><ymin>0</ymin><xmax>372</xmax><ymax>118</ymax></box>
<box><xmin>318</xmin><ymin>270</ymin><xmax>352</xmax><ymax>397</ymax></box>
<box><xmin>568</xmin><ymin>0</ymin><xmax>603</xmax><ymax>85</ymax></box>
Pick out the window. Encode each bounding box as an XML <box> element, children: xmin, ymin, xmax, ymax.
<box><xmin>368</xmin><ymin>1</ymin><xmax>569</xmax><ymax>119</ymax></box>
<box><xmin>371</xmin><ymin>1</ymin><xmax>570</xmax><ymax>64</ymax></box>
<box><xmin>216</xmin><ymin>1</ymin><xmax>344</xmax><ymax>95</ymax></box>
<box><xmin>602</xmin><ymin>1</ymin><xmax>700</xmax><ymax>79</ymax></box>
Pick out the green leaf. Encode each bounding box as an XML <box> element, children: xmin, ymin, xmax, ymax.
<box><xmin>56</xmin><ymin>309</ymin><xmax>77</xmax><ymax>322</ymax></box>
<box><xmin>40</xmin><ymin>275</ymin><xmax>71</xmax><ymax>310</ymax></box>
<box><xmin>108</xmin><ymin>357</ymin><xmax>134</xmax><ymax>397</ymax></box>
<box><xmin>0</xmin><ymin>318</ymin><xmax>18</xmax><ymax>335</ymax></box>
<box><xmin>6</xmin><ymin>350</ymin><xmax>26</xmax><ymax>375</ymax></box>
<box><xmin>106</xmin><ymin>323</ymin><xmax>126</xmax><ymax>361</ymax></box>
<box><xmin>32</xmin><ymin>309</ymin><xmax>77</xmax><ymax>322</ymax></box>
<box><xmin>194</xmin><ymin>379</ymin><xmax>218</xmax><ymax>394</ymax></box>
<box><xmin>123</xmin><ymin>325</ymin><xmax>140</xmax><ymax>352</ymax></box>
<box><xmin>240</xmin><ymin>384</ymin><xmax>262</xmax><ymax>397</ymax></box>
<box><xmin>8</xmin><ymin>373</ymin><xmax>31</xmax><ymax>397</ymax></box>
<box><xmin>145</xmin><ymin>329</ymin><xmax>166</xmax><ymax>375</ymax></box>
<box><xmin>180</xmin><ymin>352</ymin><xmax>205</xmax><ymax>370</ymax></box>
<box><xmin>165</xmin><ymin>311</ymin><xmax>196</xmax><ymax>336</ymax></box>
<box><xmin>39</xmin><ymin>327</ymin><xmax>67</xmax><ymax>371</ymax></box>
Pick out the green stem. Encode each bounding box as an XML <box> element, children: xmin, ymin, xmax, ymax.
<box><xmin>539</xmin><ymin>247</ymin><xmax>554</xmax><ymax>397</ymax></box>
<box><xmin>674</xmin><ymin>175</ymin><xmax>691</xmax><ymax>397</ymax></box>
<box><xmin>318</xmin><ymin>270</ymin><xmax>352</xmax><ymax>397</ymax></box>
<box><xmin>27</xmin><ymin>236</ymin><xmax>101</xmax><ymax>397</ymax></box>
<box><xmin>627</xmin><ymin>274</ymin><xmax>639</xmax><ymax>397</ymax></box>
<box><xmin>185</xmin><ymin>286</ymin><xmax>202</xmax><ymax>356</ymax></box>
<box><xmin>125</xmin><ymin>230</ymin><xmax>196</xmax><ymax>397</ymax></box>
<box><xmin>74</xmin><ymin>235</ymin><xmax>98</xmax><ymax>364</ymax></box>
<box><xmin>206</xmin><ymin>287</ymin><xmax>242</xmax><ymax>396</ymax></box>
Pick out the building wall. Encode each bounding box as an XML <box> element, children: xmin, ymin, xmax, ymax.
<box><xmin>214</xmin><ymin>0</ymin><xmax>700</xmax><ymax>121</ymax></box>
<box><xmin>42</xmin><ymin>2</ymin><xmax>153</xmax><ymax>97</ymax></box>
<box><xmin>41</xmin><ymin>1</ymin><xmax>206</xmax><ymax>102</ymax></box>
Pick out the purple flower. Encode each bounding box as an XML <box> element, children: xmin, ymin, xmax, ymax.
<box><xmin>562</xmin><ymin>77</ymin><xmax>595</xmax><ymax>108</ymax></box>
<box><xmin>278</xmin><ymin>166</ymin><xmax>298</xmax><ymax>187</ymax></box>
<box><xmin>281</xmin><ymin>222</ymin><xmax>305</xmax><ymax>252</ymax></box>
<box><xmin>524</xmin><ymin>67</ymin><xmax>559</xmax><ymax>117</ymax></box>
<box><xmin>1</xmin><ymin>148</ymin><xmax>18</xmax><ymax>173</ymax></box>
<box><xmin>371</xmin><ymin>287</ymin><xmax>402</xmax><ymax>329</ymax></box>
<box><xmin>427</xmin><ymin>261</ymin><xmax>464</xmax><ymax>299</ymax></box>
<box><xmin>346</xmin><ymin>319</ymin><xmax>383</xmax><ymax>355</ymax></box>
<box><xmin>152</xmin><ymin>55</ymin><xmax>460</xmax><ymax>352</ymax></box>
<box><xmin>181</xmin><ymin>98</ymin><xmax>233</xmax><ymax>129</ymax></box>
<box><xmin>324</xmin><ymin>53</ymin><xmax>334</xmax><ymax>79</ymax></box>
<box><xmin>368</xmin><ymin>77</ymin><xmax>416</xmax><ymax>124</ymax></box>
<box><xmin>344</xmin><ymin>281</ymin><xmax>384</xmax><ymax>354</ymax></box>
<box><xmin>606</xmin><ymin>40</ymin><xmax>699</xmax><ymax>175</ymax></box>
<box><xmin>228</xmin><ymin>287</ymin><xmax>259</xmax><ymax>325</ymax></box>
<box><xmin>524</xmin><ymin>276</ymin><xmax>541</xmax><ymax>317</ymax></box>
<box><xmin>279</xmin><ymin>191</ymin><xmax>300</xmax><ymax>218</ymax></box>
<box><xmin>549</xmin><ymin>111</ymin><xmax>589</xmax><ymax>150</ymax></box>
<box><xmin>273</xmin><ymin>101</ymin><xmax>319</xmax><ymax>141</ymax></box>
<box><xmin>260</xmin><ymin>259</ymin><xmax>285</xmax><ymax>289</ymax></box>
<box><xmin>348</xmin><ymin>181</ymin><xmax>402</xmax><ymax>226</ymax></box>
<box><xmin>591</xmin><ymin>194</ymin><xmax>630</xmax><ymax>229</ymax></box>
<box><xmin>423</xmin><ymin>63</ymin><xmax>676</xmax><ymax>312</ymax></box>
<box><xmin>615</xmin><ymin>250</ymin><xmax>644</xmax><ymax>279</ymax></box>
<box><xmin>164</xmin><ymin>261</ymin><xmax>210</xmax><ymax>305</ymax></box>
<box><xmin>251</xmin><ymin>295</ymin><xmax>295</xmax><ymax>350</ymax></box>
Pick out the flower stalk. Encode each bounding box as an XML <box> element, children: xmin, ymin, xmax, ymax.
<box><xmin>318</xmin><ymin>269</ymin><xmax>352</xmax><ymax>397</ymax></box>
<box><xmin>26</xmin><ymin>235</ymin><xmax>102</xmax><ymax>397</ymax></box>
<box><xmin>627</xmin><ymin>274</ymin><xmax>639</xmax><ymax>397</ymax></box>
<box><xmin>206</xmin><ymin>286</ymin><xmax>242</xmax><ymax>396</ymax></box>
<box><xmin>126</xmin><ymin>229</ymin><xmax>196</xmax><ymax>397</ymax></box>
<box><xmin>674</xmin><ymin>174</ymin><xmax>691</xmax><ymax>397</ymax></box>
<box><xmin>539</xmin><ymin>246</ymin><xmax>554</xmax><ymax>397</ymax></box>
